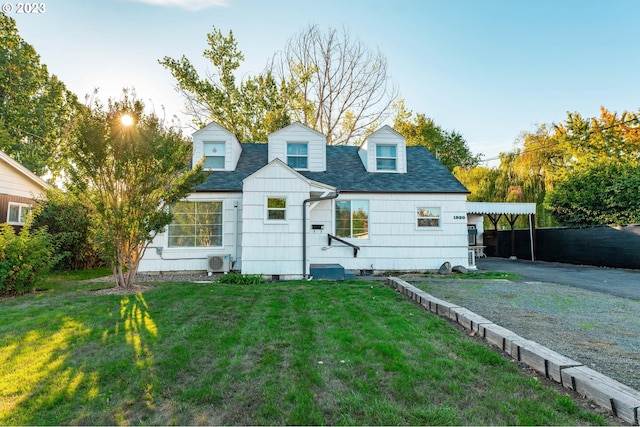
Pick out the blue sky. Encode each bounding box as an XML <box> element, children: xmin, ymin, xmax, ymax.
<box><xmin>10</xmin><ymin>0</ymin><xmax>640</xmax><ymax>163</ymax></box>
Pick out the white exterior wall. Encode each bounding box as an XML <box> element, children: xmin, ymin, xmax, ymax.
<box><xmin>139</xmin><ymin>188</ymin><xmax>470</xmax><ymax>274</ymax></box>
<box><xmin>267</xmin><ymin>123</ymin><xmax>326</xmax><ymax>172</ymax></box>
<box><xmin>0</xmin><ymin>157</ymin><xmax>46</xmax><ymax>198</ymax></box>
<box><xmin>138</xmin><ymin>188</ymin><xmax>470</xmax><ymax>275</ymax></box>
<box><xmin>358</xmin><ymin>125</ymin><xmax>407</xmax><ymax>173</ymax></box>
<box><xmin>241</xmin><ymin>161</ymin><xmax>324</xmax><ymax>277</ymax></box>
<box><xmin>138</xmin><ymin>192</ymin><xmax>243</xmax><ymax>273</ymax></box>
<box><xmin>307</xmin><ymin>193</ymin><xmax>470</xmax><ymax>271</ymax></box>
<box><xmin>192</xmin><ymin>122</ymin><xmax>242</xmax><ymax>171</ymax></box>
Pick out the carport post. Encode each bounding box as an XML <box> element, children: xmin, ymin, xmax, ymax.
<box><xmin>529</xmin><ymin>214</ymin><xmax>535</xmax><ymax>261</ymax></box>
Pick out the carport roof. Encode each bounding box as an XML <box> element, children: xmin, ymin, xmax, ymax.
<box><xmin>467</xmin><ymin>202</ymin><xmax>536</xmax><ymax>215</ymax></box>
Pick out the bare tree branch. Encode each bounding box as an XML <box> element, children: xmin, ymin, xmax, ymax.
<box><xmin>270</xmin><ymin>24</ymin><xmax>398</xmax><ymax>145</ymax></box>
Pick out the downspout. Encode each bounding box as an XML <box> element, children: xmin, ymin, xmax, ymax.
<box><xmin>302</xmin><ymin>190</ymin><xmax>340</xmax><ymax>278</ymax></box>
<box><xmin>233</xmin><ymin>200</ymin><xmax>239</xmax><ymax>268</ymax></box>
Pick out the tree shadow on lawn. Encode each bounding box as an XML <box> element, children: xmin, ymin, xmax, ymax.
<box><xmin>0</xmin><ymin>291</ymin><xmax>161</xmax><ymax>425</ymax></box>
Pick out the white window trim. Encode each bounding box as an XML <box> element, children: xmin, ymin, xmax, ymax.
<box><xmin>203</xmin><ymin>141</ymin><xmax>226</xmax><ymax>171</ymax></box>
<box><xmin>416</xmin><ymin>206</ymin><xmax>443</xmax><ymax>230</ymax></box>
<box><xmin>286</xmin><ymin>141</ymin><xmax>309</xmax><ymax>170</ymax></box>
<box><xmin>165</xmin><ymin>200</ymin><xmax>225</xmax><ymax>249</ymax></box>
<box><xmin>265</xmin><ymin>196</ymin><xmax>287</xmax><ymax>223</ymax></box>
<box><xmin>375</xmin><ymin>144</ymin><xmax>398</xmax><ymax>172</ymax></box>
<box><xmin>7</xmin><ymin>202</ymin><xmax>32</xmax><ymax>225</ymax></box>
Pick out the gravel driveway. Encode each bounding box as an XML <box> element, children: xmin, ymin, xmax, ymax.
<box><xmin>407</xmin><ymin>274</ymin><xmax>640</xmax><ymax>392</ymax></box>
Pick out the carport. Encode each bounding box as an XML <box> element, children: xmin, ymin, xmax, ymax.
<box><xmin>467</xmin><ymin>202</ymin><xmax>536</xmax><ymax>261</ymax></box>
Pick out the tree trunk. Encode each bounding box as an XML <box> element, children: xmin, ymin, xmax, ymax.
<box><xmin>111</xmin><ymin>248</ymin><xmax>144</xmax><ymax>288</ymax></box>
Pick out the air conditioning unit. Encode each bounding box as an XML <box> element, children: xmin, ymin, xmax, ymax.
<box><xmin>207</xmin><ymin>254</ymin><xmax>231</xmax><ymax>273</ymax></box>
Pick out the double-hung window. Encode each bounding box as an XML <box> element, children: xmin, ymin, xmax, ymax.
<box><xmin>168</xmin><ymin>201</ymin><xmax>223</xmax><ymax>247</ymax></box>
<box><xmin>203</xmin><ymin>142</ymin><xmax>225</xmax><ymax>170</ymax></box>
<box><xmin>417</xmin><ymin>207</ymin><xmax>441</xmax><ymax>228</ymax></box>
<box><xmin>376</xmin><ymin>145</ymin><xmax>397</xmax><ymax>171</ymax></box>
<box><xmin>336</xmin><ymin>200</ymin><xmax>369</xmax><ymax>239</ymax></box>
<box><xmin>267</xmin><ymin>197</ymin><xmax>286</xmax><ymax>221</ymax></box>
<box><xmin>7</xmin><ymin>203</ymin><xmax>32</xmax><ymax>225</ymax></box>
<box><xmin>287</xmin><ymin>142</ymin><xmax>308</xmax><ymax>169</ymax></box>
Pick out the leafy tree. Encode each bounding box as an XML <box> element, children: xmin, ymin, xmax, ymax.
<box><xmin>160</xmin><ymin>26</ymin><xmax>291</xmax><ymax>142</ymax></box>
<box><xmin>494</xmin><ymin>126</ymin><xmax>563</xmax><ymax>227</ymax></box>
<box><xmin>555</xmin><ymin>107</ymin><xmax>640</xmax><ymax>172</ymax></box>
<box><xmin>453</xmin><ymin>165</ymin><xmax>505</xmax><ymax>202</ymax></box>
<box><xmin>0</xmin><ymin>14</ymin><xmax>80</xmax><ymax>176</ymax></box>
<box><xmin>464</xmin><ymin>108</ymin><xmax>640</xmax><ymax>228</ymax></box>
<box><xmin>270</xmin><ymin>24</ymin><xmax>398</xmax><ymax>145</ymax></box>
<box><xmin>393</xmin><ymin>100</ymin><xmax>481</xmax><ymax>171</ymax></box>
<box><xmin>65</xmin><ymin>90</ymin><xmax>206</xmax><ymax>288</ymax></box>
<box><xmin>162</xmin><ymin>24</ymin><xmax>397</xmax><ymax>145</ymax></box>
<box><xmin>545</xmin><ymin>160</ymin><xmax>640</xmax><ymax>227</ymax></box>
<box><xmin>31</xmin><ymin>188</ymin><xmax>105</xmax><ymax>271</ymax></box>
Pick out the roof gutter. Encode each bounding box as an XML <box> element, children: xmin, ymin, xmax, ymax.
<box><xmin>302</xmin><ymin>190</ymin><xmax>340</xmax><ymax>279</ymax></box>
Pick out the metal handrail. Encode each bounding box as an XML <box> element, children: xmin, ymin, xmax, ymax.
<box><xmin>327</xmin><ymin>234</ymin><xmax>360</xmax><ymax>257</ymax></box>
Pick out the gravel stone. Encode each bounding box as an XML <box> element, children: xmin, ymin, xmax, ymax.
<box><xmin>408</xmin><ymin>277</ymin><xmax>640</xmax><ymax>392</ymax></box>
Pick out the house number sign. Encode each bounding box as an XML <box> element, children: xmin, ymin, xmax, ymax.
<box><xmin>453</xmin><ymin>215</ymin><xmax>466</xmax><ymax>220</ymax></box>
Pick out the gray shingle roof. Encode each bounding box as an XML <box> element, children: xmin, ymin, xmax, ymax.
<box><xmin>193</xmin><ymin>143</ymin><xmax>469</xmax><ymax>194</ymax></box>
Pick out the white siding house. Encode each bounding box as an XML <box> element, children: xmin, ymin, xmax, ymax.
<box><xmin>0</xmin><ymin>150</ymin><xmax>49</xmax><ymax>229</ymax></box>
<box><xmin>139</xmin><ymin>122</ymin><xmax>471</xmax><ymax>278</ymax></box>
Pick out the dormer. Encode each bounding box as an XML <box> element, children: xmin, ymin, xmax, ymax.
<box><xmin>267</xmin><ymin>122</ymin><xmax>327</xmax><ymax>172</ymax></box>
<box><xmin>358</xmin><ymin>125</ymin><xmax>407</xmax><ymax>173</ymax></box>
<box><xmin>191</xmin><ymin>122</ymin><xmax>243</xmax><ymax>171</ymax></box>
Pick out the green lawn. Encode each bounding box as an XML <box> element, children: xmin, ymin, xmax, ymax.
<box><xmin>0</xmin><ymin>274</ymin><xmax>607</xmax><ymax>425</ymax></box>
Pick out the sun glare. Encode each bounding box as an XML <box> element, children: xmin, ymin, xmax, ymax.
<box><xmin>120</xmin><ymin>114</ymin><xmax>134</xmax><ymax>127</ymax></box>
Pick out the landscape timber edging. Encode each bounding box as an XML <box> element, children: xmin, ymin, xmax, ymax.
<box><xmin>386</xmin><ymin>276</ymin><xmax>640</xmax><ymax>426</ymax></box>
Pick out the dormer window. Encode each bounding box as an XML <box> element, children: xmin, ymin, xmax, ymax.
<box><xmin>287</xmin><ymin>142</ymin><xmax>308</xmax><ymax>169</ymax></box>
<box><xmin>204</xmin><ymin>141</ymin><xmax>225</xmax><ymax>169</ymax></box>
<box><xmin>376</xmin><ymin>145</ymin><xmax>397</xmax><ymax>171</ymax></box>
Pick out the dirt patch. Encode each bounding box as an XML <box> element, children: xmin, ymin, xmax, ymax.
<box><xmin>85</xmin><ymin>272</ymin><xmax>215</xmax><ymax>295</ymax></box>
<box><xmin>93</xmin><ymin>284</ymin><xmax>155</xmax><ymax>295</ymax></box>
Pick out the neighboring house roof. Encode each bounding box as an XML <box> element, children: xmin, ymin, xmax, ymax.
<box><xmin>194</xmin><ymin>143</ymin><xmax>469</xmax><ymax>194</ymax></box>
<box><xmin>0</xmin><ymin>150</ymin><xmax>49</xmax><ymax>192</ymax></box>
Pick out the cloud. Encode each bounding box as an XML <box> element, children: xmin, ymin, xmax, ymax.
<box><xmin>129</xmin><ymin>0</ymin><xmax>228</xmax><ymax>11</ymax></box>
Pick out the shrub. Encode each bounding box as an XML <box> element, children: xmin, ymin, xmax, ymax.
<box><xmin>31</xmin><ymin>188</ymin><xmax>105</xmax><ymax>271</ymax></box>
<box><xmin>0</xmin><ymin>222</ymin><xmax>54</xmax><ymax>296</ymax></box>
<box><xmin>546</xmin><ymin>160</ymin><xmax>640</xmax><ymax>227</ymax></box>
<box><xmin>216</xmin><ymin>272</ymin><xmax>267</xmax><ymax>285</ymax></box>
